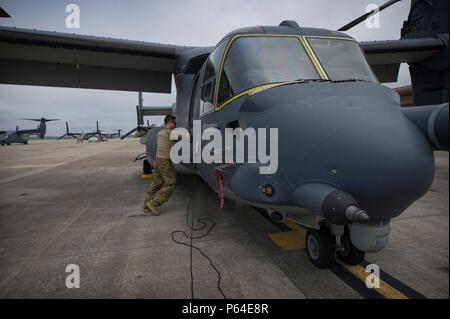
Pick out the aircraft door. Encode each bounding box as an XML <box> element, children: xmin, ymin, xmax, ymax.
<box><xmin>194</xmin><ymin>40</ymin><xmax>228</xmax><ymax>189</ymax></box>
<box><xmin>189</xmin><ymin>74</ymin><xmax>201</xmax><ymax>129</ymax></box>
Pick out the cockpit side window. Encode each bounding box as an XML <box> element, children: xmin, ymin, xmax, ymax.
<box><xmin>216</xmin><ymin>36</ymin><xmax>320</xmax><ymax>108</ymax></box>
<box><xmin>200</xmin><ymin>40</ymin><xmax>228</xmax><ymax>116</ymax></box>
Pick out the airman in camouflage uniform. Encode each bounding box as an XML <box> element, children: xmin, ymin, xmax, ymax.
<box><xmin>144</xmin><ymin>115</ymin><xmax>177</xmax><ymax>215</ymax></box>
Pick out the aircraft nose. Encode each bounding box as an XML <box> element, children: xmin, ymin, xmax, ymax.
<box><xmin>249</xmin><ymin>82</ymin><xmax>435</xmax><ymax>220</ymax></box>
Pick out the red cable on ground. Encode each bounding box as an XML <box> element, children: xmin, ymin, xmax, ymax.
<box><xmin>216</xmin><ymin>171</ymin><xmax>224</xmax><ymax>211</ymax></box>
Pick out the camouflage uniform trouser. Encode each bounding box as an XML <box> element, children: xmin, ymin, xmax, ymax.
<box><xmin>144</xmin><ymin>158</ymin><xmax>176</xmax><ymax>208</ymax></box>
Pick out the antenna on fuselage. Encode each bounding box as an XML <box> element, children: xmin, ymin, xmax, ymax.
<box><xmin>279</xmin><ymin>20</ymin><xmax>301</xmax><ymax>30</ymax></box>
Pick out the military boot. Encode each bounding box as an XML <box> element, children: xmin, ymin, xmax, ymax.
<box><xmin>145</xmin><ymin>202</ymin><xmax>160</xmax><ymax>216</ymax></box>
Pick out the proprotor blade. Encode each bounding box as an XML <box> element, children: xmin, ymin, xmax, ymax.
<box><xmin>0</xmin><ymin>7</ymin><xmax>11</xmax><ymax>18</ymax></box>
<box><xmin>338</xmin><ymin>0</ymin><xmax>402</xmax><ymax>31</ymax></box>
<box><xmin>121</xmin><ymin>128</ymin><xmax>137</xmax><ymax>140</ymax></box>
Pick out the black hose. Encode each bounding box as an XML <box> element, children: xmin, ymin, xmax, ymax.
<box><xmin>171</xmin><ymin>175</ymin><xmax>227</xmax><ymax>299</ymax></box>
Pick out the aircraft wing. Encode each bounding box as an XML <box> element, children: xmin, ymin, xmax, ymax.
<box><xmin>0</xmin><ymin>26</ymin><xmax>193</xmax><ymax>93</ymax></box>
<box><xmin>359</xmin><ymin>37</ymin><xmax>446</xmax><ymax>82</ymax></box>
<box><xmin>83</xmin><ymin>132</ymin><xmax>97</xmax><ymax>137</ymax></box>
<box><xmin>15</xmin><ymin>129</ymin><xmax>40</xmax><ymax>135</ymax></box>
<box><xmin>141</xmin><ymin>106</ymin><xmax>173</xmax><ymax>116</ymax></box>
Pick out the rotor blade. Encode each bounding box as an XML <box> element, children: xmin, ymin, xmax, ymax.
<box><xmin>43</xmin><ymin>119</ymin><xmax>59</xmax><ymax>122</ymax></box>
<box><xmin>18</xmin><ymin>118</ymin><xmax>41</xmax><ymax>121</ymax></box>
<box><xmin>139</xmin><ymin>92</ymin><xmax>143</xmax><ymax>109</ymax></box>
<box><xmin>0</xmin><ymin>7</ymin><xmax>11</xmax><ymax>18</ymax></box>
<box><xmin>338</xmin><ymin>0</ymin><xmax>402</xmax><ymax>31</ymax></box>
<box><xmin>120</xmin><ymin>127</ymin><xmax>137</xmax><ymax>140</ymax></box>
<box><xmin>136</xmin><ymin>104</ymin><xmax>144</xmax><ymax>126</ymax></box>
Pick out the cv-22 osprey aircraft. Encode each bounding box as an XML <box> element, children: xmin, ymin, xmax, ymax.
<box><xmin>122</xmin><ymin>92</ymin><xmax>173</xmax><ymax>140</ymax></box>
<box><xmin>103</xmin><ymin>130</ymin><xmax>122</xmax><ymax>139</ymax></box>
<box><xmin>0</xmin><ymin>118</ymin><xmax>58</xmax><ymax>145</ymax></box>
<box><xmin>0</xmin><ymin>125</ymin><xmax>39</xmax><ymax>145</ymax></box>
<box><xmin>58</xmin><ymin>121</ymin><xmax>83</xmax><ymax>140</ymax></box>
<box><xmin>58</xmin><ymin>120</ymin><xmax>109</xmax><ymax>141</ymax></box>
<box><xmin>0</xmin><ymin>0</ymin><xmax>448</xmax><ymax>268</ymax></box>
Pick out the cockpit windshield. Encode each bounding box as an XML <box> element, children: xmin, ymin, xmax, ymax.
<box><xmin>216</xmin><ymin>35</ymin><xmax>377</xmax><ymax>109</ymax></box>
<box><xmin>217</xmin><ymin>36</ymin><xmax>320</xmax><ymax>106</ymax></box>
<box><xmin>307</xmin><ymin>37</ymin><xmax>377</xmax><ymax>83</ymax></box>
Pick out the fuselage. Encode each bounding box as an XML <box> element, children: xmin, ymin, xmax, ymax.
<box><xmin>0</xmin><ymin>132</ymin><xmax>29</xmax><ymax>144</ymax></box>
<box><xmin>146</xmin><ymin>24</ymin><xmax>440</xmax><ymax>230</ymax></box>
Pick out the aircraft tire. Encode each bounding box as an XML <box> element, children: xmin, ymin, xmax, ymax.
<box><xmin>6</xmin><ymin>143</ymin><xmax>11</xmax><ymax>145</ymax></box>
<box><xmin>306</xmin><ymin>228</ymin><xmax>334</xmax><ymax>268</ymax></box>
<box><xmin>337</xmin><ymin>230</ymin><xmax>365</xmax><ymax>265</ymax></box>
<box><xmin>143</xmin><ymin>159</ymin><xmax>152</xmax><ymax>174</ymax></box>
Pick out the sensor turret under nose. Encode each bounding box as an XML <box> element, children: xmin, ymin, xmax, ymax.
<box><xmin>292</xmin><ymin>184</ymin><xmax>370</xmax><ymax>225</ymax></box>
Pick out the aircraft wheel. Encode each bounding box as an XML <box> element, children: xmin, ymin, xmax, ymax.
<box><xmin>6</xmin><ymin>143</ymin><xmax>11</xmax><ymax>145</ymax></box>
<box><xmin>337</xmin><ymin>230</ymin><xmax>365</xmax><ymax>265</ymax></box>
<box><xmin>306</xmin><ymin>228</ymin><xmax>334</xmax><ymax>268</ymax></box>
<box><xmin>143</xmin><ymin>159</ymin><xmax>152</xmax><ymax>174</ymax></box>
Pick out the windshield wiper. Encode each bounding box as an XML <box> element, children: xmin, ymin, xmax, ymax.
<box><xmin>330</xmin><ymin>79</ymin><xmax>368</xmax><ymax>83</ymax></box>
<box><xmin>247</xmin><ymin>79</ymin><xmax>329</xmax><ymax>96</ymax></box>
<box><xmin>296</xmin><ymin>78</ymin><xmax>330</xmax><ymax>83</ymax></box>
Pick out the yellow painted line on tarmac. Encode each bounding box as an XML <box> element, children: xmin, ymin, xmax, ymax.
<box><xmin>283</xmin><ymin>219</ymin><xmax>305</xmax><ymax>232</ymax></box>
<box><xmin>267</xmin><ymin>219</ymin><xmax>306</xmax><ymax>250</ymax></box>
<box><xmin>335</xmin><ymin>259</ymin><xmax>408</xmax><ymax>299</ymax></box>
<box><xmin>268</xmin><ymin>230</ymin><xmax>306</xmax><ymax>250</ymax></box>
<box><xmin>140</xmin><ymin>174</ymin><xmax>153</xmax><ymax>179</ymax></box>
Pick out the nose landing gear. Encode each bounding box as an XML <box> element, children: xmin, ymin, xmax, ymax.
<box><xmin>336</xmin><ymin>229</ymin><xmax>365</xmax><ymax>265</ymax></box>
<box><xmin>305</xmin><ymin>226</ymin><xmax>365</xmax><ymax>268</ymax></box>
<box><xmin>306</xmin><ymin>228</ymin><xmax>334</xmax><ymax>268</ymax></box>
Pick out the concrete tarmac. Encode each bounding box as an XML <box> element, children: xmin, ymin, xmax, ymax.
<box><xmin>0</xmin><ymin>139</ymin><xmax>448</xmax><ymax>298</ymax></box>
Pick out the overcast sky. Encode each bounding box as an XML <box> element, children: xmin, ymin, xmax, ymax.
<box><xmin>0</xmin><ymin>0</ymin><xmax>412</xmax><ymax>136</ymax></box>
